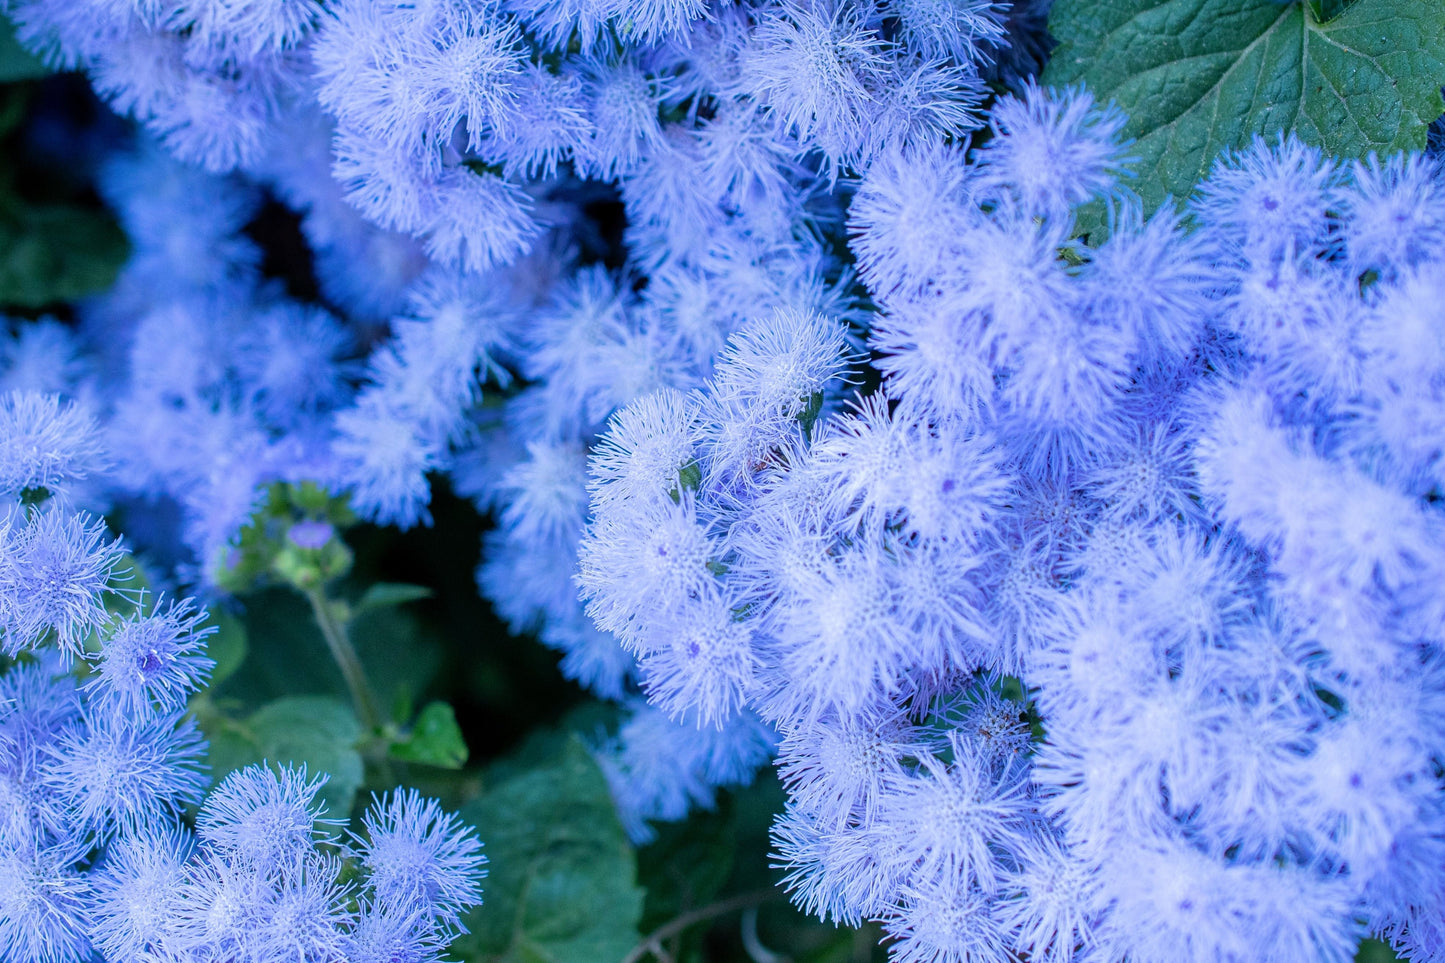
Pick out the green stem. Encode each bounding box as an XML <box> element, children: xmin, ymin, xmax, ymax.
<box><xmin>304</xmin><ymin>587</ymin><xmax>381</xmax><ymax>733</ymax></box>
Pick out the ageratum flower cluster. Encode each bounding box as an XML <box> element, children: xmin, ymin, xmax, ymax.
<box><xmin>2</xmin><ymin>0</ymin><xmax>1034</xmax><ymax>854</ymax></box>
<box><xmin>581</xmin><ymin>92</ymin><xmax>1445</xmax><ymax>961</ymax></box>
<box><xmin>0</xmin><ymin>392</ymin><xmax>486</xmax><ymax>962</ymax></box>
<box><xmin>1</xmin><ymin>0</ymin><xmax>1443</xmax><ymax>961</ymax></box>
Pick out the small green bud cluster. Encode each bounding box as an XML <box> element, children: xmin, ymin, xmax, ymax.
<box><xmin>215</xmin><ymin>482</ymin><xmax>356</xmax><ymax>595</ymax></box>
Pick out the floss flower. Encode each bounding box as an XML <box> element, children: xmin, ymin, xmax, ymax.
<box><xmin>0</xmin><ymin>395</ymin><xmax>487</xmax><ymax>963</ymax></box>
<box><xmin>1</xmin><ymin>0</ymin><xmax>1441</xmax><ymax>959</ymax></box>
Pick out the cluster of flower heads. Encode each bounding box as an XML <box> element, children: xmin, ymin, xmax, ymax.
<box><xmin>579</xmin><ymin>92</ymin><xmax>1445</xmax><ymax>961</ymax></box>
<box><xmin>0</xmin><ymin>0</ymin><xmax>1047</xmax><ymax>844</ymax></box>
<box><xmin>0</xmin><ymin>391</ymin><xmax>486</xmax><ymax>962</ymax></box>
<box><xmin>3</xmin><ymin>0</ymin><xmax>1034</xmax><ymax>272</ymax></box>
<box><xmin>0</xmin><ymin>0</ymin><xmax>1040</xmax><ymax>562</ymax></box>
<box><xmin>5</xmin><ymin>1</ymin><xmax>1445</xmax><ymax>960</ymax></box>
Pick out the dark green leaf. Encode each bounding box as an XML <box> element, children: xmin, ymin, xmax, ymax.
<box><xmin>217</xmin><ymin>587</ymin><xmax>441</xmax><ymax>720</ymax></box>
<box><xmin>455</xmin><ymin>738</ymin><xmax>643</xmax><ymax>963</ymax></box>
<box><xmin>390</xmin><ymin>701</ymin><xmax>469</xmax><ymax>769</ymax></box>
<box><xmin>677</xmin><ymin>459</ymin><xmax>702</xmax><ymax>494</ymax></box>
<box><xmin>356</xmin><ymin>581</ymin><xmax>434</xmax><ymax>612</ymax></box>
<box><xmin>636</xmin><ymin>800</ymin><xmax>739</xmax><ymax>933</ymax></box>
<box><xmin>635</xmin><ymin>772</ymin><xmax>889</xmax><ymax>963</ymax></box>
<box><xmin>215</xmin><ymin>588</ymin><xmax>341</xmax><ymax>704</ymax></box>
<box><xmin>0</xmin><ymin>86</ymin><xmax>30</xmax><ymax>140</ymax></box>
<box><xmin>1356</xmin><ymin>938</ymin><xmax>1403</xmax><ymax>962</ymax></box>
<box><xmin>202</xmin><ymin>695</ymin><xmax>363</xmax><ymax>822</ymax></box>
<box><xmin>106</xmin><ymin>552</ymin><xmax>151</xmax><ymax>618</ymax></box>
<box><xmin>799</xmin><ymin>390</ymin><xmax>825</xmax><ymax>435</ymax></box>
<box><xmin>0</xmin><ymin>203</ymin><xmax>129</xmax><ymax>308</ymax></box>
<box><xmin>1043</xmin><ymin>0</ymin><xmax>1445</xmax><ymax>231</ymax></box>
<box><xmin>205</xmin><ymin>609</ymin><xmax>248</xmax><ymax>690</ymax></box>
<box><xmin>1308</xmin><ymin>0</ymin><xmax>1360</xmax><ymax>21</ymax></box>
<box><xmin>351</xmin><ymin>598</ymin><xmax>444</xmax><ymax>716</ymax></box>
<box><xmin>0</xmin><ymin>15</ymin><xmax>47</xmax><ymax>83</ymax></box>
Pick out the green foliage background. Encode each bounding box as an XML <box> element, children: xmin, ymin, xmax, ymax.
<box><xmin>0</xmin><ymin>21</ymin><xmax>127</xmax><ymax>309</ymax></box>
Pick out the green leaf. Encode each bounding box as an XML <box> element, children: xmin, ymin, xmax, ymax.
<box><xmin>455</xmin><ymin>738</ymin><xmax>644</xmax><ymax>963</ymax></box>
<box><xmin>636</xmin><ymin>801</ymin><xmax>739</xmax><ymax>934</ymax></box>
<box><xmin>1043</xmin><ymin>0</ymin><xmax>1445</xmax><ymax>231</ymax></box>
<box><xmin>0</xmin><ymin>15</ymin><xmax>47</xmax><ymax>83</ymax></box>
<box><xmin>1308</xmin><ymin>0</ymin><xmax>1360</xmax><ymax>20</ymax></box>
<box><xmin>216</xmin><ymin>587</ymin><xmax>441</xmax><ymax>721</ymax></box>
<box><xmin>205</xmin><ymin>609</ymin><xmax>249</xmax><ymax>690</ymax></box>
<box><xmin>0</xmin><ymin>203</ymin><xmax>129</xmax><ymax>308</ymax></box>
<box><xmin>214</xmin><ymin>588</ymin><xmax>341</xmax><ymax>704</ymax></box>
<box><xmin>1356</xmin><ymin>938</ymin><xmax>1404</xmax><ymax>962</ymax></box>
<box><xmin>350</xmin><ymin>599</ymin><xmax>444</xmax><ymax>717</ymax></box>
<box><xmin>356</xmin><ymin>581</ymin><xmax>434</xmax><ymax>612</ymax></box>
<box><xmin>633</xmin><ymin>772</ymin><xmax>890</xmax><ymax>963</ymax></box>
<box><xmin>0</xmin><ymin>86</ymin><xmax>30</xmax><ymax>140</ymax></box>
<box><xmin>389</xmin><ymin>701</ymin><xmax>469</xmax><ymax>769</ymax></box>
<box><xmin>203</xmin><ymin>695</ymin><xmax>364</xmax><ymax>822</ymax></box>
<box><xmin>106</xmin><ymin>553</ymin><xmax>151</xmax><ymax>616</ymax></box>
<box><xmin>799</xmin><ymin>390</ymin><xmax>825</xmax><ymax>435</ymax></box>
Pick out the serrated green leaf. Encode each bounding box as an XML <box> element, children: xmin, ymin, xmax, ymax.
<box><xmin>1043</xmin><ymin>0</ymin><xmax>1445</xmax><ymax>232</ymax></box>
<box><xmin>202</xmin><ymin>695</ymin><xmax>363</xmax><ymax>821</ymax></box>
<box><xmin>356</xmin><ymin>581</ymin><xmax>433</xmax><ymax>612</ymax></box>
<box><xmin>455</xmin><ymin>738</ymin><xmax>643</xmax><ymax>963</ymax></box>
<box><xmin>390</xmin><ymin>701</ymin><xmax>468</xmax><ymax>769</ymax></box>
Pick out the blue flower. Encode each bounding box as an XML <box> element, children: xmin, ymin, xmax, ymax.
<box><xmin>0</xmin><ymin>393</ymin><xmax>104</xmax><ymax>500</ymax></box>
<box><xmin>0</xmin><ymin>510</ymin><xmax>125</xmax><ymax>660</ymax></box>
<box><xmin>196</xmin><ymin>765</ymin><xmax>332</xmax><ymax>870</ymax></box>
<box><xmin>357</xmin><ymin>788</ymin><xmax>486</xmax><ymax>933</ymax></box>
